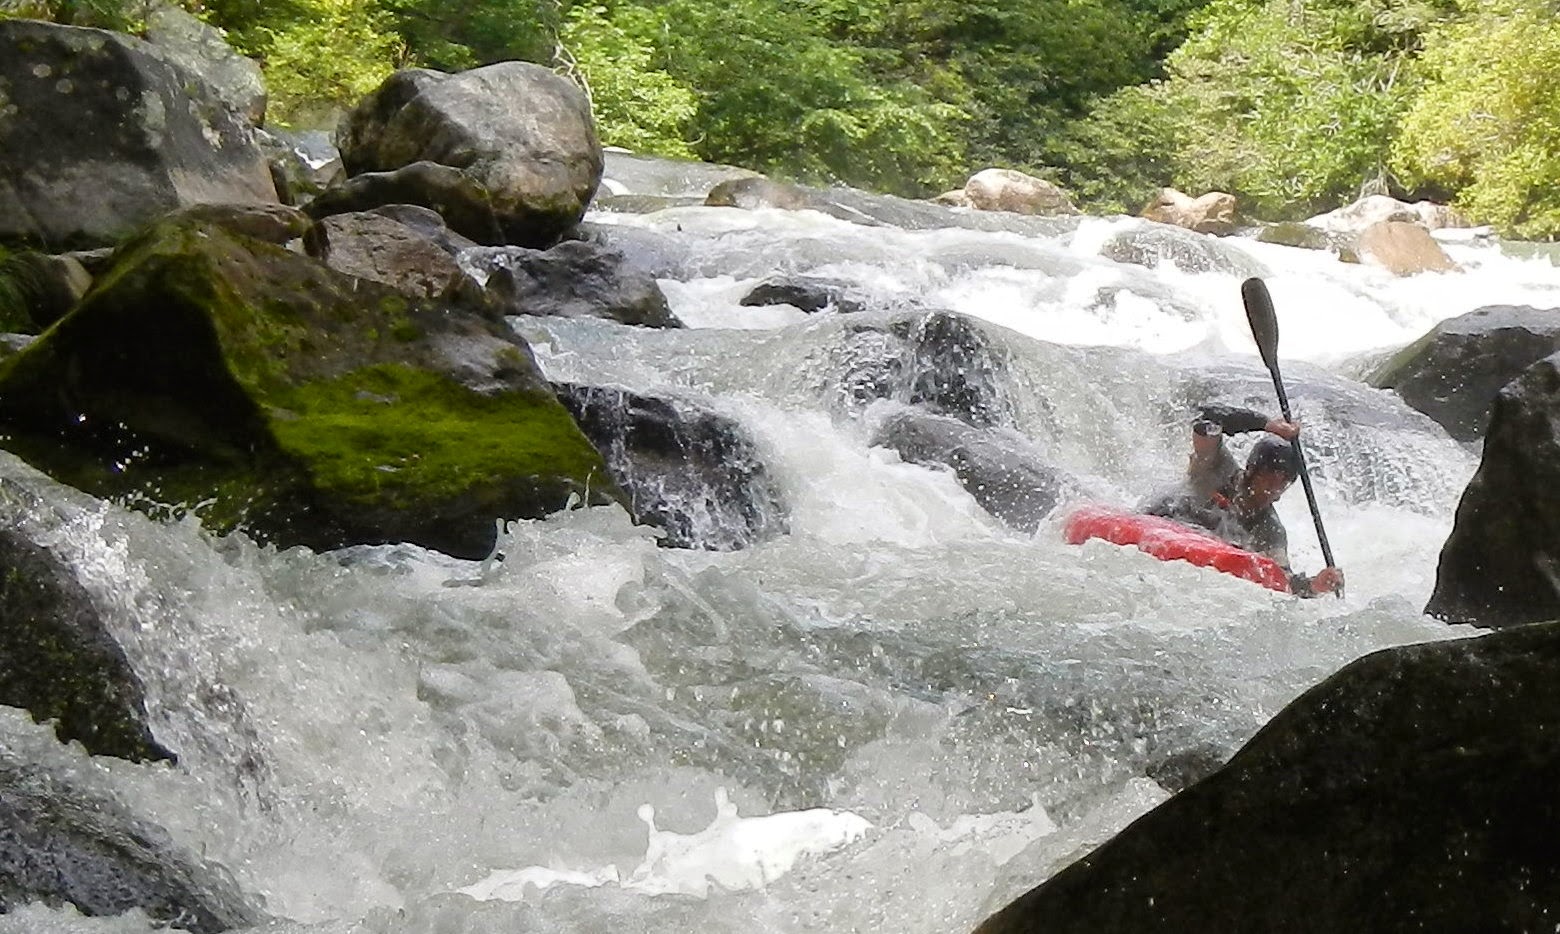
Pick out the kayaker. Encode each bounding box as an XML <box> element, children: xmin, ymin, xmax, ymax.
<box><xmin>1139</xmin><ymin>405</ymin><xmax>1345</xmax><ymax>597</ymax></box>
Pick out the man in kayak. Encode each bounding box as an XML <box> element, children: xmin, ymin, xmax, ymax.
<box><xmin>1139</xmin><ymin>405</ymin><xmax>1345</xmax><ymax>597</ymax></box>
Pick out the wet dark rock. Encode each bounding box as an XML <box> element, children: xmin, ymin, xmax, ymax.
<box><xmin>1369</xmin><ymin>305</ymin><xmax>1560</xmax><ymax>441</ymax></box>
<box><xmin>739</xmin><ymin>275</ymin><xmax>868</xmax><ymax>314</ymax></box>
<box><xmin>1100</xmin><ymin>224</ymin><xmax>1268</xmax><ymax>278</ymax></box>
<box><xmin>336</xmin><ymin>63</ymin><xmax>601</xmax><ymax>247</ymax></box>
<box><xmin>0</xmin><ymin>20</ymin><xmax>276</xmax><ymax>250</ymax></box>
<box><xmin>834</xmin><ymin>311</ymin><xmax>1011</xmax><ymax>427</ymax></box>
<box><xmin>305</xmin><ymin>161</ymin><xmax>507</xmax><ymax>246</ymax></box>
<box><xmin>873</xmin><ymin>410</ymin><xmax>1069</xmax><ymax>532</ymax></box>
<box><xmin>556</xmin><ymin>384</ymin><xmax>787</xmax><ymax>549</ymax></box>
<box><xmin>0</xmin><ymin>251</ymin><xmax>92</xmax><ymax>331</ymax></box>
<box><xmin>469</xmin><ymin>240</ymin><xmax>681</xmax><ymax>328</ymax></box>
<box><xmin>0</xmin><ymin>215</ymin><xmax>617</xmax><ymax>560</ymax></box>
<box><xmin>1426</xmin><ymin>352</ymin><xmax>1560</xmax><ymax>628</ymax></box>
<box><xmin>0</xmin><ymin>530</ymin><xmax>173</xmax><ymax>763</ymax></box>
<box><xmin>572</xmin><ymin>222</ymin><xmax>692</xmax><ymax>279</ymax></box>
<box><xmin>974</xmin><ymin>621</ymin><xmax>1560</xmax><ymax>934</ymax></box>
<box><xmin>0</xmin><ymin>756</ymin><xmax>257</xmax><ymax>931</ymax></box>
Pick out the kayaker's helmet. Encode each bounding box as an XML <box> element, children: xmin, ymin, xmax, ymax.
<box><xmin>1246</xmin><ymin>436</ymin><xmax>1301</xmax><ymax>480</ymax></box>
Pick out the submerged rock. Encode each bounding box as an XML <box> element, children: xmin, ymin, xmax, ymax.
<box><xmin>556</xmin><ymin>384</ymin><xmax>787</xmax><ymax>549</ymax></box>
<box><xmin>0</xmin><ymin>754</ymin><xmax>257</xmax><ymax>931</ymax></box>
<box><xmin>833</xmin><ymin>311</ymin><xmax>1012</xmax><ymax>427</ymax></box>
<box><xmin>1370</xmin><ymin>304</ymin><xmax>1560</xmax><ymax>441</ymax></box>
<box><xmin>0</xmin><ymin>530</ymin><xmax>173</xmax><ymax>763</ymax></box>
<box><xmin>873</xmin><ymin>410</ymin><xmax>1069</xmax><ymax>532</ymax></box>
<box><xmin>0</xmin><ymin>216</ymin><xmax>617</xmax><ymax>559</ymax></box>
<box><xmin>1426</xmin><ymin>352</ymin><xmax>1560</xmax><ymax>628</ymax></box>
<box><xmin>1100</xmin><ymin>224</ymin><xmax>1268</xmax><ymax>278</ymax></box>
<box><xmin>0</xmin><ymin>20</ymin><xmax>276</xmax><ymax>250</ymax></box>
<box><xmin>974</xmin><ymin>621</ymin><xmax>1560</xmax><ymax>933</ymax></box>
<box><xmin>739</xmin><ymin>275</ymin><xmax>869</xmax><ymax>315</ymax></box>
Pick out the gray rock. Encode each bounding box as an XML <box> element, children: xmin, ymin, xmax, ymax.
<box><xmin>0</xmin><ymin>530</ymin><xmax>173</xmax><ymax>763</ymax></box>
<box><xmin>1426</xmin><ymin>352</ymin><xmax>1560</xmax><ymax>627</ymax></box>
<box><xmin>556</xmin><ymin>384</ymin><xmax>788</xmax><ymax>550</ymax></box>
<box><xmin>305</xmin><ymin>210</ymin><xmax>483</xmax><ymax>305</ymax></box>
<box><xmin>337</xmin><ymin>63</ymin><xmax>601</xmax><ymax>247</ymax></box>
<box><xmin>143</xmin><ymin>5</ymin><xmax>266</xmax><ymax>126</ymax></box>
<box><xmin>873</xmin><ymin>410</ymin><xmax>1069</xmax><ymax>532</ymax></box>
<box><xmin>306</xmin><ymin>161</ymin><xmax>506</xmax><ymax>246</ymax></box>
<box><xmin>0</xmin><ymin>755</ymin><xmax>257</xmax><ymax>931</ymax></box>
<box><xmin>833</xmin><ymin>311</ymin><xmax>1012</xmax><ymax>427</ymax></box>
<box><xmin>470</xmin><ymin>239</ymin><xmax>681</xmax><ymax>328</ymax></box>
<box><xmin>0</xmin><ymin>20</ymin><xmax>276</xmax><ymax>250</ymax></box>
<box><xmin>173</xmin><ymin>201</ymin><xmax>311</xmax><ymax>245</ymax></box>
<box><xmin>255</xmin><ymin>127</ymin><xmax>341</xmax><ymax>207</ymax></box>
<box><xmin>1100</xmin><ymin>224</ymin><xmax>1268</xmax><ymax>278</ymax></box>
<box><xmin>1370</xmin><ymin>305</ymin><xmax>1560</xmax><ymax>441</ymax></box>
<box><xmin>975</xmin><ymin>621</ymin><xmax>1560</xmax><ymax>934</ymax></box>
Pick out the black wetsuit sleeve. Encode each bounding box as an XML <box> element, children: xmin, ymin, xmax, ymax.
<box><xmin>1196</xmin><ymin>405</ymin><xmax>1269</xmax><ymax>435</ymax></box>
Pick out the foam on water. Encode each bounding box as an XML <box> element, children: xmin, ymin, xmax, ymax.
<box><xmin>1</xmin><ymin>192</ymin><xmax>1550</xmax><ymax>934</ymax></box>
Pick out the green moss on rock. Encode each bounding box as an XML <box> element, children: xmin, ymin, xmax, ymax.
<box><xmin>0</xmin><ymin>216</ymin><xmax>618</xmax><ymax>557</ymax></box>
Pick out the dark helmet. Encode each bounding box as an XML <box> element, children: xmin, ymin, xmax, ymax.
<box><xmin>1246</xmin><ymin>436</ymin><xmax>1300</xmax><ymax>479</ymax></box>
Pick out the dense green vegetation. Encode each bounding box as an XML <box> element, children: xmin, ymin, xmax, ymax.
<box><xmin>4</xmin><ymin>0</ymin><xmax>1559</xmax><ymax>236</ymax></box>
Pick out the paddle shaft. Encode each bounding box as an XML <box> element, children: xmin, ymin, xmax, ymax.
<box><xmin>1240</xmin><ymin>278</ymin><xmax>1339</xmax><ymax>593</ymax></box>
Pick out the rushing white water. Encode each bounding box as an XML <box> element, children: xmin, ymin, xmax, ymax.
<box><xmin>6</xmin><ymin>179</ymin><xmax>1558</xmax><ymax>934</ymax></box>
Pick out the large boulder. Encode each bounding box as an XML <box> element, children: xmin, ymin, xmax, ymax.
<box><xmin>305</xmin><ymin>161</ymin><xmax>507</xmax><ymax>246</ymax></box>
<box><xmin>0</xmin><ymin>530</ymin><xmax>174</xmax><ymax>763</ymax></box>
<box><xmin>464</xmin><ymin>239</ymin><xmax>681</xmax><ymax>328</ymax></box>
<box><xmin>1425</xmin><ymin>352</ymin><xmax>1560</xmax><ymax>627</ymax></box>
<box><xmin>1356</xmin><ymin>220</ymin><xmax>1458</xmax><ymax>276</ymax></box>
<box><xmin>1</xmin><ymin>753</ymin><xmax>257</xmax><ymax>931</ymax></box>
<box><xmin>1369</xmin><ymin>305</ymin><xmax>1560</xmax><ymax>441</ymax></box>
<box><xmin>974</xmin><ymin>621</ymin><xmax>1560</xmax><ymax>934</ymax></box>
<box><xmin>556</xmin><ymin>384</ymin><xmax>788</xmax><ymax>550</ymax></box>
<box><xmin>336</xmin><ymin>64</ymin><xmax>601</xmax><ymax>247</ymax></box>
<box><xmin>963</xmin><ymin>168</ymin><xmax>1077</xmax><ymax>216</ymax></box>
<box><xmin>0</xmin><ymin>216</ymin><xmax>618</xmax><ymax>559</ymax></box>
<box><xmin>142</xmin><ymin>5</ymin><xmax>266</xmax><ymax>126</ymax></box>
<box><xmin>873</xmin><ymin>410</ymin><xmax>1069</xmax><ymax>532</ymax></box>
<box><xmin>0</xmin><ymin>20</ymin><xmax>276</xmax><ymax>250</ymax></box>
<box><xmin>1140</xmin><ymin>189</ymin><xmax>1237</xmax><ymax>236</ymax></box>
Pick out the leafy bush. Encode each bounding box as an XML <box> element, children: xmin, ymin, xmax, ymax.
<box><xmin>560</xmin><ymin>4</ymin><xmax>698</xmax><ymax>159</ymax></box>
<box><xmin>1392</xmin><ymin>1</ymin><xmax>1560</xmax><ymax>238</ymax></box>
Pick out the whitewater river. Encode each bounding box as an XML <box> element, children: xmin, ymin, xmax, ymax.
<box><xmin>5</xmin><ymin>169</ymin><xmax>1560</xmax><ymax>932</ymax></box>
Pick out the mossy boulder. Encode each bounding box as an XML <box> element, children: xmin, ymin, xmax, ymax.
<box><xmin>0</xmin><ymin>217</ymin><xmax>618</xmax><ymax>558</ymax></box>
<box><xmin>0</xmin><ymin>529</ymin><xmax>174</xmax><ymax>763</ymax></box>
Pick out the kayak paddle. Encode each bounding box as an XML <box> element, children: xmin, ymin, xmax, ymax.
<box><xmin>1240</xmin><ymin>277</ymin><xmax>1341</xmax><ymax>597</ymax></box>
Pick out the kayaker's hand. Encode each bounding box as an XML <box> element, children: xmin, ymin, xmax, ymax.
<box><xmin>1192</xmin><ymin>418</ymin><xmax>1223</xmax><ymax>453</ymax></box>
<box><xmin>1265</xmin><ymin>418</ymin><xmax>1300</xmax><ymax>441</ymax></box>
<box><xmin>1312</xmin><ymin>566</ymin><xmax>1344</xmax><ymax>594</ymax></box>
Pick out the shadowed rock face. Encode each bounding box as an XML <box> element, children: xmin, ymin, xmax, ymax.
<box><xmin>0</xmin><ymin>20</ymin><xmax>276</xmax><ymax>250</ymax></box>
<box><xmin>1</xmin><ymin>755</ymin><xmax>258</xmax><ymax>932</ymax></box>
<box><xmin>557</xmin><ymin>384</ymin><xmax>788</xmax><ymax>550</ymax></box>
<box><xmin>974</xmin><ymin>621</ymin><xmax>1560</xmax><ymax>934</ymax></box>
<box><xmin>469</xmin><ymin>240</ymin><xmax>682</xmax><ymax>328</ymax></box>
<box><xmin>336</xmin><ymin>63</ymin><xmax>602</xmax><ymax>248</ymax></box>
<box><xmin>0</xmin><ymin>530</ymin><xmax>174</xmax><ymax>764</ymax></box>
<box><xmin>1371</xmin><ymin>305</ymin><xmax>1560</xmax><ymax>442</ymax></box>
<box><xmin>1426</xmin><ymin>352</ymin><xmax>1560</xmax><ymax>628</ymax></box>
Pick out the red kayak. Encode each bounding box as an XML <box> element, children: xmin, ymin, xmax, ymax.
<box><xmin>1063</xmin><ymin>505</ymin><xmax>1291</xmax><ymax>593</ymax></box>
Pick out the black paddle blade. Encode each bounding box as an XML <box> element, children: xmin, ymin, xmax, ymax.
<box><xmin>1241</xmin><ymin>277</ymin><xmax>1280</xmax><ymax>373</ymax></box>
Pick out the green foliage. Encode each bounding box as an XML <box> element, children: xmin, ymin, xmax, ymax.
<box><xmin>1040</xmin><ymin>83</ymin><xmax>1186</xmax><ymax>215</ymax></box>
<box><xmin>648</xmin><ymin>0</ymin><xmax>968</xmax><ymax>195</ymax></box>
<box><xmin>377</xmin><ymin>0</ymin><xmax>557</xmax><ymax>71</ymax></box>
<box><xmin>252</xmin><ymin>0</ymin><xmax>403</xmax><ymax>126</ymax></box>
<box><xmin>1392</xmin><ymin>1</ymin><xmax>1560</xmax><ymax>239</ymax></box>
<box><xmin>1116</xmin><ymin>0</ymin><xmax>1453</xmax><ymax>219</ymax></box>
<box><xmin>0</xmin><ymin>0</ymin><xmax>152</xmax><ymax>30</ymax></box>
<box><xmin>560</xmin><ymin>4</ymin><xmax>697</xmax><ymax>159</ymax></box>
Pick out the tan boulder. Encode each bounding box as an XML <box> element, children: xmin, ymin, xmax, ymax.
<box><xmin>1140</xmin><ymin>188</ymin><xmax>1237</xmax><ymax>235</ymax></box>
<box><xmin>1356</xmin><ymin>221</ymin><xmax>1459</xmax><ymax>276</ymax></box>
<box><xmin>934</xmin><ymin>189</ymin><xmax>974</xmax><ymax>209</ymax></box>
<box><xmin>963</xmin><ymin>169</ymin><xmax>1076</xmax><ymax>216</ymax></box>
